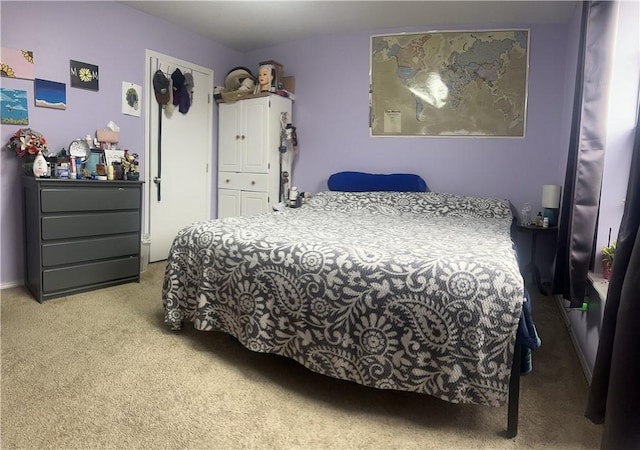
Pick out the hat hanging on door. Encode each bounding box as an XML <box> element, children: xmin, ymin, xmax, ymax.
<box><xmin>171</xmin><ymin>68</ymin><xmax>186</xmax><ymax>106</ymax></box>
<box><xmin>179</xmin><ymin>72</ymin><xmax>194</xmax><ymax>114</ymax></box>
<box><xmin>184</xmin><ymin>72</ymin><xmax>194</xmax><ymax>92</ymax></box>
<box><xmin>170</xmin><ymin>68</ymin><xmax>192</xmax><ymax>115</ymax></box>
<box><xmin>153</xmin><ymin>70</ymin><xmax>170</xmax><ymax>105</ymax></box>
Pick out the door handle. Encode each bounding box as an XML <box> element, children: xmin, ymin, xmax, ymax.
<box><xmin>153</xmin><ymin>177</ymin><xmax>161</xmax><ymax>184</ymax></box>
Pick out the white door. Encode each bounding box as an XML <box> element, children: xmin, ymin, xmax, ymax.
<box><xmin>145</xmin><ymin>50</ymin><xmax>213</xmax><ymax>262</ymax></box>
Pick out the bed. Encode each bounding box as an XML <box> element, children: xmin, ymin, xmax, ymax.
<box><xmin>162</xmin><ymin>175</ymin><xmax>538</xmax><ymax>437</ymax></box>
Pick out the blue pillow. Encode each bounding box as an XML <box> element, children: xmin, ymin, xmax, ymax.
<box><xmin>327</xmin><ymin>171</ymin><xmax>428</xmax><ymax>192</ymax></box>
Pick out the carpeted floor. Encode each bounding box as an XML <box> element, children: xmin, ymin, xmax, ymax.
<box><xmin>1</xmin><ymin>262</ymin><xmax>601</xmax><ymax>449</ymax></box>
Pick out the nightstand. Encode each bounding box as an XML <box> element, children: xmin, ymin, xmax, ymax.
<box><xmin>515</xmin><ymin>224</ymin><xmax>558</xmax><ymax>295</ymax></box>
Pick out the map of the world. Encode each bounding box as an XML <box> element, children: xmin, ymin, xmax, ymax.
<box><xmin>370</xmin><ymin>30</ymin><xmax>529</xmax><ymax>137</ymax></box>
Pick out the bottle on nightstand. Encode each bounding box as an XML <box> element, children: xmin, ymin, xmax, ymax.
<box><xmin>535</xmin><ymin>211</ymin><xmax>543</xmax><ymax>227</ymax></box>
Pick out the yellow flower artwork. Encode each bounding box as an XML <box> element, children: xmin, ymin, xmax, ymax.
<box><xmin>0</xmin><ymin>63</ymin><xmax>15</xmax><ymax>78</ymax></box>
<box><xmin>0</xmin><ymin>47</ymin><xmax>35</xmax><ymax>80</ymax></box>
<box><xmin>78</xmin><ymin>68</ymin><xmax>93</xmax><ymax>82</ymax></box>
<box><xmin>70</xmin><ymin>59</ymin><xmax>99</xmax><ymax>91</ymax></box>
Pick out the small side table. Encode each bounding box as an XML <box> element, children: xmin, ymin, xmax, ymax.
<box><xmin>515</xmin><ymin>224</ymin><xmax>558</xmax><ymax>295</ymax></box>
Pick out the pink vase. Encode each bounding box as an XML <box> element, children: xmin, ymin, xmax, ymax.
<box><xmin>602</xmin><ymin>260</ymin><xmax>612</xmax><ymax>280</ymax></box>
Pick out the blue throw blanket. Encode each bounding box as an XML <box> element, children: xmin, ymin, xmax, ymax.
<box><xmin>516</xmin><ymin>289</ymin><xmax>542</xmax><ymax>374</ymax></box>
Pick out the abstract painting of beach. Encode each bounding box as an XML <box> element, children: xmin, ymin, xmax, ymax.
<box><xmin>35</xmin><ymin>79</ymin><xmax>66</xmax><ymax>110</ymax></box>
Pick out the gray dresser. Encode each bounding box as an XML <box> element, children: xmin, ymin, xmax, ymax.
<box><xmin>22</xmin><ymin>177</ymin><xmax>144</xmax><ymax>302</ymax></box>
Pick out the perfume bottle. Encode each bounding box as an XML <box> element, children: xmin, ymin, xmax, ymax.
<box><xmin>289</xmin><ymin>186</ymin><xmax>298</xmax><ymax>208</ymax></box>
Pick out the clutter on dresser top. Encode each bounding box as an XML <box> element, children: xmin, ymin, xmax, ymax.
<box><xmin>33</xmin><ymin>121</ymin><xmax>140</xmax><ymax>181</ymax></box>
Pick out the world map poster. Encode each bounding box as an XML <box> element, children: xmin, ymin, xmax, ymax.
<box><xmin>370</xmin><ymin>30</ymin><xmax>529</xmax><ymax>137</ymax></box>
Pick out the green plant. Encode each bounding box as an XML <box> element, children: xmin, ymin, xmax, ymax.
<box><xmin>602</xmin><ymin>241</ymin><xmax>616</xmax><ymax>264</ymax></box>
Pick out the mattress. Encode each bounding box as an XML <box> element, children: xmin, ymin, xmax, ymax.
<box><xmin>163</xmin><ymin>191</ymin><xmax>526</xmax><ymax>407</ymax></box>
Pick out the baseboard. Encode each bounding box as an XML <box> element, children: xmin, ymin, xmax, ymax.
<box><xmin>553</xmin><ymin>294</ymin><xmax>593</xmax><ymax>385</ymax></box>
<box><xmin>0</xmin><ymin>280</ymin><xmax>22</xmax><ymax>290</ymax></box>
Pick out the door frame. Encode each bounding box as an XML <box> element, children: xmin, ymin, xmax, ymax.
<box><xmin>143</xmin><ymin>49</ymin><xmax>214</xmax><ymax>244</ymax></box>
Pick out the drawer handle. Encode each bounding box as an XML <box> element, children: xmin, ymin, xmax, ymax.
<box><xmin>226</xmin><ymin>179</ymin><xmax>230</xmax><ymax>183</ymax></box>
<box><xmin>251</xmin><ymin>181</ymin><xmax>256</xmax><ymax>185</ymax></box>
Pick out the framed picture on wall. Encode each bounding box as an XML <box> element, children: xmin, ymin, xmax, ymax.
<box><xmin>122</xmin><ymin>82</ymin><xmax>141</xmax><ymax>117</ymax></box>
<box><xmin>0</xmin><ymin>47</ymin><xmax>35</xmax><ymax>80</ymax></box>
<box><xmin>0</xmin><ymin>88</ymin><xmax>28</xmax><ymax>125</ymax></box>
<box><xmin>370</xmin><ymin>29</ymin><xmax>529</xmax><ymax>137</ymax></box>
<box><xmin>70</xmin><ymin>60</ymin><xmax>99</xmax><ymax>91</ymax></box>
<box><xmin>34</xmin><ymin>79</ymin><xmax>66</xmax><ymax>110</ymax></box>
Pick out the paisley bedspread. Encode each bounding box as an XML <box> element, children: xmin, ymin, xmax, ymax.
<box><xmin>162</xmin><ymin>191</ymin><xmax>525</xmax><ymax>407</ymax></box>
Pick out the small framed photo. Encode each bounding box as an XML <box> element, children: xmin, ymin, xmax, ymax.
<box><xmin>104</xmin><ymin>149</ymin><xmax>125</xmax><ymax>167</ymax></box>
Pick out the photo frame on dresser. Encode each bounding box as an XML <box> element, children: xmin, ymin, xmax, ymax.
<box><xmin>104</xmin><ymin>149</ymin><xmax>125</xmax><ymax>167</ymax></box>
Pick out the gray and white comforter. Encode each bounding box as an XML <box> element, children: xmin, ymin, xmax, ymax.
<box><xmin>163</xmin><ymin>191</ymin><xmax>525</xmax><ymax>407</ymax></box>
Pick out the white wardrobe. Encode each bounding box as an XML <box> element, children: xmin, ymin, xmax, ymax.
<box><xmin>217</xmin><ymin>94</ymin><xmax>292</xmax><ymax>218</ymax></box>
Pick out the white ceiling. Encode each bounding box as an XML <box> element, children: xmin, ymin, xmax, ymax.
<box><xmin>120</xmin><ymin>1</ymin><xmax>580</xmax><ymax>53</ymax></box>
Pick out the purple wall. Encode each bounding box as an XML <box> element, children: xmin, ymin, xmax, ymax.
<box><xmin>0</xmin><ymin>1</ymin><xmax>243</xmax><ymax>286</ymax></box>
<box><xmin>1</xmin><ymin>1</ymin><xmax>580</xmax><ymax>286</ymax></box>
<box><xmin>246</xmin><ymin>23</ymin><xmax>572</xmax><ymax>211</ymax></box>
<box><xmin>245</xmin><ymin>21</ymin><xmax>577</xmax><ymax>282</ymax></box>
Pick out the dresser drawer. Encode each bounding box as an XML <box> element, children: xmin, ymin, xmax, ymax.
<box><xmin>41</xmin><ymin>186</ymin><xmax>141</xmax><ymax>212</ymax></box>
<box><xmin>42</xmin><ymin>257</ymin><xmax>139</xmax><ymax>293</ymax></box>
<box><xmin>42</xmin><ymin>234</ymin><xmax>139</xmax><ymax>267</ymax></box>
<box><xmin>218</xmin><ymin>172</ymin><xmax>268</xmax><ymax>192</ymax></box>
<box><xmin>42</xmin><ymin>211</ymin><xmax>140</xmax><ymax>240</ymax></box>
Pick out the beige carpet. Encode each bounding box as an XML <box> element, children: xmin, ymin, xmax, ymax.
<box><xmin>1</xmin><ymin>262</ymin><xmax>601</xmax><ymax>449</ymax></box>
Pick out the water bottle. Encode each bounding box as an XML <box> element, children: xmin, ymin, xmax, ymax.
<box><xmin>520</xmin><ymin>202</ymin><xmax>532</xmax><ymax>226</ymax></box>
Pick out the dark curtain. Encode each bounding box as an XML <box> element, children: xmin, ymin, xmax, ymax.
<box><xmin>586</xmin><ymin>106</ymin><xmax>640</xmax><ymax>448</ymax></box>
<box><xmin>552</xmin><ymin>1</ymin><xmax>619</xmax><ymax>308</ymax></box>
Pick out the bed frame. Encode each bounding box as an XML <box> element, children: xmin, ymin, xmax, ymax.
<box><xmin>508</xmin><ymin>344</ymin><xmax>522</xmax><ymax>438</ymax></box>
